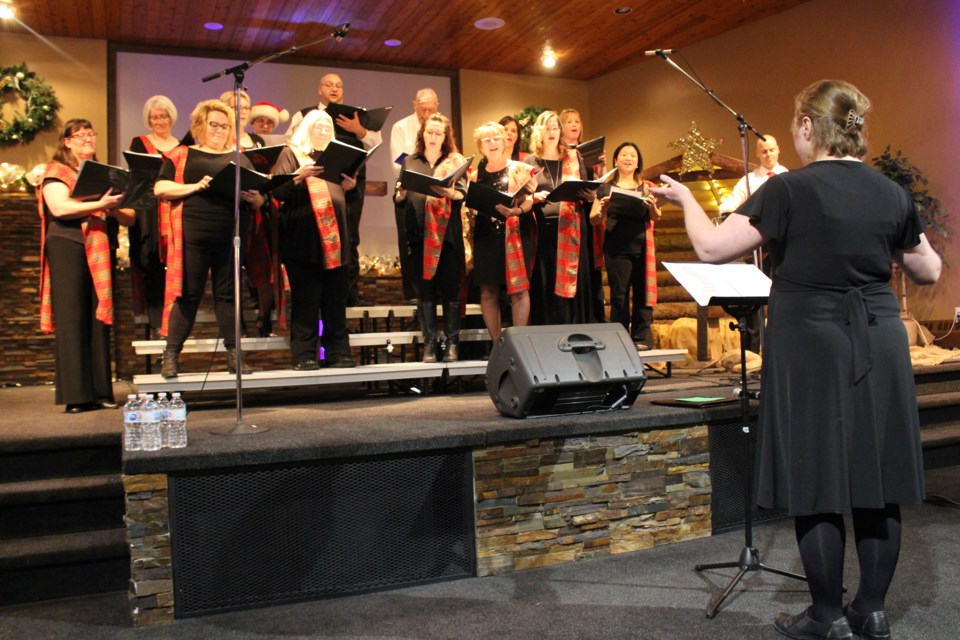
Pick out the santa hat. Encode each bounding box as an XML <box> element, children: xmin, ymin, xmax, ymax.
<box><xmin>249</xmin><ymin>101</ymin><xmax>290</xmax><ymax>126</ymax></box>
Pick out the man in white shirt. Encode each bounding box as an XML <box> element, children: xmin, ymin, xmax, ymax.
<box><xmin>287</xmin><ymin>73</ymin><xmax>383</xmax><ymax>306</ymax></box>
<box><xmin>718</xmin><ymin>135</ymin><xmax>788</xmax><ymax>214</ymax></box>
<box><xmin>389</xmin><ymin>88</ymin><xmax>439</xmax><ymax>302</ymax></box>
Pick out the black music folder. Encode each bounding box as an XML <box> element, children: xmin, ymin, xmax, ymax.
<box><xmin>465</xmin><ymin>181</ymin><xmax>522</xmax><ymax>215</ymax></box>
<box><xmin>545</xmin><ymin>167</ymin><xmax>615</xmax><ymax>202</ymax></box>
<box><xmin>607</xmin><ymin>186</ymin><xmax>654</xmax><ymax>221</ymax></box>
<box><xmin>310</xmin><ymin>140</ymin><xmax>381</xmax><ymax>182</ymax></box>
<box><xmin>325</xmin><ymin>103</ymin><xmax>392</xmax><ymax>132</ymax></box>
<box><xmin>70</xmin><ymin>160</ymin><xmax>134</xmax><ymax>204</ymax></box>
<box><xmin>242</xmin><ymin>144</ymin><xmax>285</xmax><ymax>173</ymax></box>
<box><xmin>575</xmin><ymin>136</ymin><xmax>605</xmax><ymax>167</ymax></box>
<box><xmin>206</xmin><ymin>162</ymin><xmax>295</xmax><ymax>200</ymax></box>
<box><xmin>122</xmin><ymin>150</ymin><xmax>164</xmax><ymax>173</ymax></box>
<box><xmin>399</xmin><ymin>155</ymin><xmax>474</xmax><ymax>196</ymax></box>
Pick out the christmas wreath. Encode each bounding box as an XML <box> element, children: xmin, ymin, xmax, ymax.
<box><xmin>515</xmin><ymin>105</ymin><xmax>549</xmax><ymax>154</ymax></box>
<box><xmin>1</xmin><ymin>63</ymin><xmax>60</xmax><ymax>148</ymax></box>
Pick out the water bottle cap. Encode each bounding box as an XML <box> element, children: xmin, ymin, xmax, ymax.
<box><xmin>172</xmin><ymin>392</ymin><xmax>181</xmax><ymax>398</ymax></box>
<box><xmin>127</xmin><ymin>394</ymin><xmax>136</xmax><ymax>399</ymax></box>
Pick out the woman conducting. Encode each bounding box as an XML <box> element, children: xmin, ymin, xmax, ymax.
<box><xmin>395</xmin><ymin>113</ymin><xmax>467</xmax><ymax>362</ymax></box>
<box><xmin>271</xmin><ymin>109</ymin><xmax>357</xmax><ymax>370</ymax></box>
<box><xmin>467</xmin><ymin>121</ymin><xmax>536</xmax><ymax>343</ymax></box>
<box><xmin>652</xmin><ymin>79</ymin><xmax>941</xmax><ymax>640</ymax></box>
<box><xmin>38</xmin><ymin>119</ymin><xmax>133</xmax><ymax>412</ymax></box>
<box><xmin>590</xmin><ymin>142</ymin><xmax>661</xmax><ymax>350</ymax></box>
<box><xmin>155</xmin><ymin>99</ymin><xmax>265</xmax><ymax>378</ymax></box>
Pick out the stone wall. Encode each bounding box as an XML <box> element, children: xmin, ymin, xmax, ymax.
<box><xmin>474</xmin><ymin>426</ymin><xmax>712</xmax><ymax>576</ymax></box>
<box><xmin>123</xmin><ymin>473</ymin><xmax>174</xmax><ymax>626</ymax></box>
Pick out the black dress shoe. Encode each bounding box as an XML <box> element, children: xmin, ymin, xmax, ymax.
<box><xmin>843</xmin><ymin>604</ymin><xmax>890</xmax><ymax>639</ymax></box>
<box><xmin>327</xmin><ymin>354</ymin><xmax>357</xmax><ymax>368</ymax></box>
<box><xmin>98</xmin><ymin>400</ymin><xmax>120</xmax><ymax>410</ymax></box>
<box><xmin>292</xmin><ymin>360</ymin><xmax>320</xmax><ymax>371</ymax></box>
<box><xmin>65</xmin><ymin>403</ymin><xmax>96</xmax><ymax>414</ymax></box>
<box><xmin>774</xmin><ymin>608</ymin><xmax>853</xmax><ymax>639</ymax></box>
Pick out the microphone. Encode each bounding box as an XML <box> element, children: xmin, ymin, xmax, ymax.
<box><xmin>644</xmin><ymin>49</ymin><xmax>677</xmax><ymax>57</ymax></box>
<box><xmin>333</xmin><ymin>23</ymin><xmax>349</xmax><ymax>40</ymax></box>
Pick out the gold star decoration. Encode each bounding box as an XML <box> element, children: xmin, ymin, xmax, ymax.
<box><xmin>668</xmin><ymin>122</ymin><xmax>723</xmax><ymax>176</ymax></box>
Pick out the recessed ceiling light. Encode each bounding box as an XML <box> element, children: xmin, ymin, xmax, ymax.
<box><xmin>204</xmin><ymin>22</ymin><xmax>223</xmax><ymax>31</ymax></box>
<box><xmin>384</xmin><ymin>39</ymin><xmax>402</xmax><ymax>47</ymax></box>
<box><xmin>474</xmin><ymin>17</ymin><xmax>505</xmax><ymax>30</ymax></box>
<box><xmin>0</xmin><ymin>2</ymin><xmax>15</xmax><ymax>20</ymax></box>
<box><xmin>542</xmin><ymin>49</ymin><xmax>557</xmax><ymax>68</ymax></box>
<box><xmin>614</xmin><ymin>7</ymin><xmax>632</xmax><ymax>14</ymax></box>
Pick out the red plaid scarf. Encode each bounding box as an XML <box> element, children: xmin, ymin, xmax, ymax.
<box><xmin>160</xmin><ymin>146</ymin><xmax>189</xmax><ymax>337</ymax></box>
<box><xmin>642</xmin><ymin>180</ymin><xmax>658</xmax><ymax>306</ymax></box>
<box><xmin>422</xmin><ymin>153</ymin><xmax>466</xmax><ymax>280</ymax></box>
<box><xmin>554</xmin><ymin>150</ymin><xmax>582</xmax><ymax>298</ymax></box>
<box><xmin>37</xmin><ymin>162</ymin><xmax>114</xmax><ymax>333</ymax></box>
<box><xmin>504</xmin><ymin>162</ymin><xmax>537</xmax><ymax>295</ymax></box>
<box><xmin>305</xmin><ymin>174</ymin><xmax>342</xmax><ymax>270</ymax></box>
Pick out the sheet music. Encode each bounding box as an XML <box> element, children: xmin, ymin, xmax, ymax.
<box><xmin>663</xmin><ymin>262</ymin><xmax>770</xmax><ymax>307</ymax></box>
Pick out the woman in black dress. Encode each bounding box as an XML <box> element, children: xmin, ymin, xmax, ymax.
<box><xmin>128</xmin><ymin>95</ymin><xmax>180</xmax><ymax>335</ymax></box>
<box><xmin>39</xmin><ymin>119</ymin><xmax>133</xmax><ymax>412</ymax></box>
<box><xmin>395</xmin><ymin>113</ymin><xmax>467</xmax><ymax>362</ymax></box>
<box><xmin>653</xmin><ymin>79</ymin><xmax>941</xmax><ymax>640</ymax></box>
<box><xmin>155</xmin><ymin>99</ymin><xmax>265</xmax><ymax>378</ymax></box>
<box><xmin>467</xmin><ymin>121</ymin><xmax>536</xmax><ymax>342</ymax></box>
<box><xmin>589</xmin><ymin>142</ymin><xmax>661</xmax><ymax>349</ymax></box>
<box><xmin>271</xmin><ymin>109</ymin><xmax>357</xmax><ymax>369</ymax></box>
<box><xmin>525</xmin><ymin>110</ymin><xmax>598</xmax><ymax>325</ymax></box>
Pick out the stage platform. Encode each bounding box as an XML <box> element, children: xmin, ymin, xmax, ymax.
<box><xmin>117</xmin><ymin>370</ymin><xmax>764</xmax><ymax>625</ymax></box>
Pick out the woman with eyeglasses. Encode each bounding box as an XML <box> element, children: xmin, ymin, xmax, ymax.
<box><xmin>467</xmin><ymin>121</ymin><xmax>537</xmax><ymax>343</ymax></box>
<box><xmin>526</xmin><ymin>110</ymin><xmax>599</xmax><ymax>325</ymax></box>
<box><xmin>38</xmin><ymin>119</ymin><xmax>134</xmax><ymax>412</ymax></box>
<box><xmin>154</xmin><ymin>99</ymin><xmax>265</xmax><ymax>378</ymax></box>
<box><xmin>395</xmin><ymin>113</ymin><xmax>468</xmax><ymax>362</ymax></box>
<box><xmin>270</xmin><ymin>109</ymin><xmax>358</xmax><ymax>370</ymax></box>
<box><xmin>127</xmin><ymin>95</ymin><xmax>180</xmax><ymax>335</ymax></box>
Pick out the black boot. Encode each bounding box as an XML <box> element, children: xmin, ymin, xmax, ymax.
<box><xmin>226</xmin><ymin>348</ymin><xmax>253</xmax><ymax>375</ymax></box>
<box><xmin>161</xmin><ymin>348</ymin><xmax>180</xmax><ymax>379</ymax></box>
<box><xmin>442</xmin><ymin>302</ymin><xmax>461</xmax><ymax>362</ymax></box>
<box><xmin>418</xmin><ymin>301</ymin><xmax>437</xmax><ymax>363</ymax></box>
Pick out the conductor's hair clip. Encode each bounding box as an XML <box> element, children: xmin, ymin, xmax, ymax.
<box><xmin>845</xmin><ymin>109</ymin><xmax>865</xmax><ymax>131</ymax></box>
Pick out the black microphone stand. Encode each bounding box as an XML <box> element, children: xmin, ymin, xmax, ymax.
<box><xmin>693</xmin><ymin>303</ymin><xmax>806</xmax><ymax>618</ymax></box>
<box><xmin>651</xmin><ymin>51</ymin><xmax>768</xmax><ymax>350</ymax></box>
<box><xmin>203</xmin><ymin>23</ymin><xmax>349</xmax><ymax>436</ymax></box>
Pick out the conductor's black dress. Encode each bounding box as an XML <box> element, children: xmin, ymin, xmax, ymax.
<box><xmin>736</xmin><ymin>160</ymin><xmax>926</xmax><ymax>517</ymax></box>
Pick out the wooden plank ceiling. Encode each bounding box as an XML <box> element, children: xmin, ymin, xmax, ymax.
<box><xmin>4</xmin><ymin>0</ymin><xmax>809</xmax><ymax>80</ymax></box>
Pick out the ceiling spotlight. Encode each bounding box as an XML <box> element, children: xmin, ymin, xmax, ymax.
<box><xmin>384</xmin><ymin>39</ymin><xmax>402</xmax><ymax>47</ymax></box>
<box><xmin>542</xmin><ymin>49</ymin><xmax>557</xmax><ymax>68</ymax></box>
<box><xmin>614</xmin><ymin>7</ymin><xmax>633</xmax><ymax>14</ymax></box>
<box><xmin>204</xmin><ymin>22</ymin><xmax>223</xmax><ymax>31</ymax></box>
<box><xmin>0</xmin><ymin>2</ymin><xmax>15</xmax><ymax>20</ymax></box>
<box><xmin>474</xmin><ymin>17</ymin><xmax>505</xmax><ymax>30</ymax></box>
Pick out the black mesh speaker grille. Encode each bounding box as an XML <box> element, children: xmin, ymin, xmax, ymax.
<box><xmin>169</xmin><ymin>450</ymin><xmax>475</xmax><ymax>617</ymax></box>
<box><xmin>709</xmin><ymin>420</ymin><xmax>788</xmax><ymax>533</ymax></box>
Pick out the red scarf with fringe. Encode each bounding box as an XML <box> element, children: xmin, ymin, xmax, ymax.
<box><xmin>422</xmin><ymin>152</ymin><xmax>466</xmax><ymax>280</ymax></box>
<box><xmin>554</xmin><ymin>150</ymin><xmax>582</xmax><ymax>298</ymax></box>
<box><xmin>38</xmin><ymin>162</ymin><xmax>114</xmax><ymax>333</ymax></box>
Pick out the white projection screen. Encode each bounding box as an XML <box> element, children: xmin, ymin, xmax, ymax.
<box><xmin>113</xmin><ymin>49</ymin><xmax>455</xmax><ymax>258</ymax></box>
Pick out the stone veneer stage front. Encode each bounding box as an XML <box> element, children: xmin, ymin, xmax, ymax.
<box><xmin>122</xmin><ymin>386</ymin><xmax>752</xmax><ymax>626</ymax></box>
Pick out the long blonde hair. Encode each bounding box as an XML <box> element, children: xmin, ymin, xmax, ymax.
<box><xmin>529</xmin><ymin>110</ymin><xmax>564</xmax><ymax>157</ymax></box>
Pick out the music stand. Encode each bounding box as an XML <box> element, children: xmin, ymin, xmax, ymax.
<box><xmin>662</xmin><ymin>262</ymin><xmax>805</xmax><ymax>618</ymax></box>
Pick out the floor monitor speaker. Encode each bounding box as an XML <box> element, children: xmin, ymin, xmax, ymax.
<box><xmin>486</xmin><ymin>324</ymin><xmax>646</xmax><ymax>418</ymax></box>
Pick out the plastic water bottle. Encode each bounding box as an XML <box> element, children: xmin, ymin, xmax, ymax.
<box><xmin>122</xmin><ymin>394</ymin><xmax>141</xmax><ymax>452</ymax></box>
<box><xmin>140</xmin><ymin>394</ymin><xmax>162</xmax><ymax>452</ymax></box>
<box><xmin>156</xmin><ymin>392</ymin><xmax>170</xmax><ymax>448</ymax></box>
<box><xmin>167</xmin><ymin>392</ymin><xmax>188</xmax><ymax>449</ymax></box>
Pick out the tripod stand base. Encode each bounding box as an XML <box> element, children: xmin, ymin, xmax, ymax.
<box><xmin>696</xmin><ymin>546</ymin><xmax>806</xmax><ymax>618</ymax></box>
<box><xmin>210</xmin><ymin>422</ymin><xmax>271</xmax><ymax>436</ymax></box>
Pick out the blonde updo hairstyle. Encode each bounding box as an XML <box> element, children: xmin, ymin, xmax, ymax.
<box><xmin>530</xmin><ymin>110</ymin><xmax>564</xmax><ymax>158</ymax></box>
<box><xmin>793</xmin><ymin>79</ymin><xmax>871</xmax><ymax>159</ymax></box>
<box><xmin>473</xmin><ymin>121</ymin><xmax>507</xmax><ymax>156</ymax></box>
<box><xmin>189</xmin><ymin>99</ymin><xmax>236</xmax><ymax>149</ymax></box>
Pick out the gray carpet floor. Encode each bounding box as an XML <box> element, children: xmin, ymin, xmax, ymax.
<box><xmin>1</xmin><ymin>466</ymin><xmax>957</xmax><ymax>640</ymax></box>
